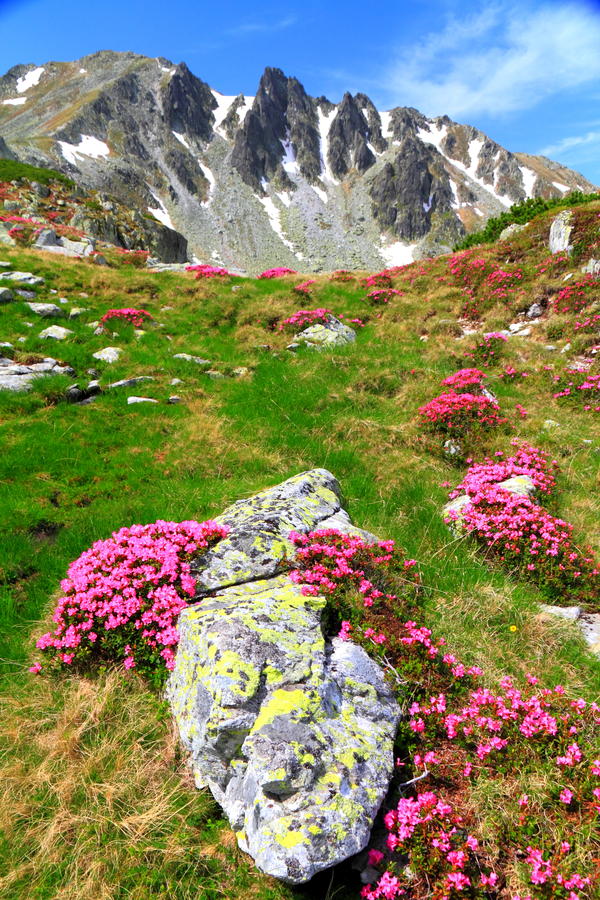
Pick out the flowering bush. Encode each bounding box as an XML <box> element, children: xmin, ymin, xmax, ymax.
<box><xmin>552</xmin><ymin>368</ymin><xmax>600</xmax><ymax>412</ymax></box>
<box><xmin>114</xmin><ymin>248</ymin><xmax>149</xmax><ymax>267</ymax></box>
<box><xmin>446</xmin><ymin>251</ymin><xmax>526</xmax><ymax>318</ymax></box>
<box><xmin>277</xmin><ymin>307</ymin><xmax>333</xmax><ymax>332</ymax></box>
<box><xmin>34</xmin><ymin>519</ymin><xmax>227</xmax><ymax>679</ymax></box>
<box><xmin>364</xmin><ymin>271</ymin><xmax>393</xmax><ymax>289</ymax></box>
<box><xmin>440</xmin><ymin>368</ymin><xmax>486</xmax><ymax>391</ymax></box>
<box><xmin>446</xmin><ymin>444</ymin><xmax>599</xmax><ymax>604</ymax></box>
<box><xmin>258</xmin><ymin>267</ymin><xmax>297</xmax><ymax>279</ymax></box>
<box><xmin>466</xmin><ymin>332</ymin><xmax>509</xmax><ymax>367</ymax></box>
<box><xmin>293</xmin><ymin>279</ymin><xmax>316</xmax><ymax>295</ymax></box>
<box><xmin>449</xmin><ymin>442</ymin><xmax>558</xmax><ymax>499</ymax></box>
<box><xmin>100</xmin><ymin>308</ymin><xmax>155</xmax><ymax>329</ymax></box>
<box><xmin>418</xmin><ymin>391</ymin><xmax>507</xmax><ymax>436</ymax></box>
<box><xmin>329</xmin><ymin>269</ymin><xmax>354</xmax><ymax>282</ymax></box>
<box><xmin>364</xmin><ymin>288</ymin><xmax>404</xmax><ymax>305</ymax></box>
<box><xmin>288</xmin><ymin>530</ymin><xmax>599</xmax><ymax>900</ymax></box>
<box><xmin>185</xmin><ymin>264</ymin><xmax>231</xmax><ymax>278</ymax></box>
<box><xmin>553</xmin><ymin>276</ymin><xmax>598</xmax><ymax>314</ymax></box>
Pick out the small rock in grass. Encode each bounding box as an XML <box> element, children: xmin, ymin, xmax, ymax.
<box><xmin>170</xmin><ymin>377</ymin><xmax>182</xmax><ymax>386</ymax></box>
<box><xmin>544</xmin><ymin>345</ymin><xmax>558</xmax><ymax>351</ymax></box>
<box><xmin>127</xmin><ymin>395</ymin><xmax>158</xmax><ymax>405</ymax></box>
<box><xmin>205</xmin><ymin>369</ymin><xmax>225</xmax><ymax>379</ymax></box>
<box><xmin>39</xmin><ymin>325</ymin><xmax>73</xmax><ymax>341</ymax></box>
<box><xmin>26</xmin><ymin>302</ymin><xmax>64</xmax><ymax>318</ymax></box>
<box><xmin>0</xmin><ymin>288</ymin><xmax>14</xmax><ymax>303</ymax></box>
<box><xmin>232</xmin><ymin>367</ymin><xmax>250</xmax><ymax>377</ymax></box>
<box><xmin>167</xmin><ymin>395</ymin><xmax>182</xmax><ymax>404</ymax></box>
<box><xmin>108</xmin><ymin>376</ymin><xmax>154</xmax><ymax>389</ymax></box>
<box><xmin>93</xmin><ymin>347</ymin><xmax>122</xmax><ymax>363</ymax></box>
<box><xmin>0</xmin><ymin>271</ymin><xmax>44</xmax><ymax>286</ymax></box>
<box><xmin>69</xmin><ymin>307</ymin><xmax>88</xmax><ymax>319</ymax></box>
<box><xmin>173</xmin><ymin>353</ymin><xmax>211</xmax><ymax>366</ymax></box>
<box><xmin>0</xmin><ymin>261</ymin><xmax>11</xmax><ymax>268</ymax></box>
<box><xmin>539</xmin><ymin>604</ymin><xmax>581</xmax><ymax>622</ymax></box>
<box><xmin>16</xmin><ymin>290</ymin><xmax>36</xmax><ymax>300</ymax></box>
<box><xmin>443</xmin><ymin>439</ymin><xmax>462</xmax><ymax>459</ymax></box>
<box><xmin>526</xmin><ymin>303</ymin><xmax>543</xmax><ymax>319</ymax></box>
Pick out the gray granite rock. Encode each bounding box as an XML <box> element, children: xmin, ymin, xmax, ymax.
<box><xmin>168</xmin><ymin>554</ymin><xmax>400</xmax><ymax>883</ymax></box>
<box><xmin>93</xmin><ymin>347</ymin><xmax>122</xmax><ymax>363</ymax></box>
<box><xmin>26</xmin><ymin>302</ymin><xmax>64</xmax><ymax>318</ymax></box>
<box><xmin>39</xmin><ymin>325</ymin><xmax>73</xmax><ymax>340</ymax></box>
<box><xmin>549</xmin><ymin>210</ymin><xmax>573</xmax><ymax>255</ymax></box>
<box><xmin>0</xmin><ymin>288</ymin><xmax>14</xmax><ymax>304</ymax></box>
<box><xmin>0</xmin><ymin>271</ymin><xmax>44</xmax><ymax>286</ymax></box>
<box><xmin>127</xmin><ymin>395</ymin><xmax>158</xmax><ymax>404</ymax></box>
<box><xmin>173</xmin><ymin>353</ymin><xmax>211</xmax><ymax>365</ymax></box>
<box><xmin>291</xmin><ymin>315</ymin><xmax>356</xmax><ymax>350</ymax></box>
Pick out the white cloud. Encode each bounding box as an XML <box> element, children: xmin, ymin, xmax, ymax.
<box><xmin>540</xmin><ymin>130</ymin><xmax>600</xmax><ymax>157</ymax></box>
<box><xmin>382</xmin><ymin>2</ymin><xmax>600</xmax><ymax>118</ymax></box>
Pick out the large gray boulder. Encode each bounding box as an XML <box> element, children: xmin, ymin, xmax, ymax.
<box><xmin>549</xmin><ymin>209</ymin><xmax>573</xmax><ymax>255</ymax></box>
<box><xmin>167</xmin><ymin>470</ymin><xmax>400</xmax><ymax>883</ymax></box>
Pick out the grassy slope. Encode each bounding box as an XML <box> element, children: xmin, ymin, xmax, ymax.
<box><xmin>0</xmin><ymin>203</ymin><xmax>599</xmax><ymax>899</ymax></box>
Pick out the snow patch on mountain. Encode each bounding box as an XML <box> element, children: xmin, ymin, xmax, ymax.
<box><xmin>318</xmin><ymin>107</ymin><xmax>338</xmax><ymax>184</ymax></box>
<box><xmin>258</xmin><ymin>195</ymin><xmax>295</xmax><ymax>253</ymax></box>
<box><xmin>148</xmin><ymin>190</ymin><xmax>175</xmax><ymax>229</ymax></box>
<box><xmin>58</xmin><ymin>135</ymin><xmax>110</xmax><ymax>165</ymax></box>
<box><xmin>379</xmin><ymin>239</ymin><xmax>417</xmax><ymax>267</ymax></box>
<box><xmin>16</xmin><ymin>66</ymin><xmax>44</xmax><ymax>93</ymax></box>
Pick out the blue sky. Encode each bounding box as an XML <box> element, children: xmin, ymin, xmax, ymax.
<box><xmin>1</xmin><ymin>0</ymin><xmax>600</xmax><ymax>183</ymax></box>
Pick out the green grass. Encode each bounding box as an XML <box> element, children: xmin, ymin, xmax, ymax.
<box><xmin>0</xmin><ymin>159</ymin><xmax>75</xmax><ymax>188</ymax></box>
<box><xmin>0</xmin><ymin>208</ymin><xmax>599</xmax><ymax>899</ymax></box>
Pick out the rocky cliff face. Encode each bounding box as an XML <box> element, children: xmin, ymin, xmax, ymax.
<box><xmin>0</xmin><ymin>51</ymin><xmax>596</xmax><ymax>273</ymax></box>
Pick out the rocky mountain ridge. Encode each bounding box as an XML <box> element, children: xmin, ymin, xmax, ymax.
<box><xmin>0</xmin><ymin>51</ymin><xmax>596</xmax><ymax>273</ymax></box>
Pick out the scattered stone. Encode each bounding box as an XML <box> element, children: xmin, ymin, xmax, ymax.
<box><xmin>167</xmin><ymin>395</ymin><xmax>182</xmax><ymax>404</ymax></box>
<box><xmin>498</xmin><ymin>223</ymin><xmax>526</xmax><ymax>241</ymax></box>
<box><xmin>562</xmin><ymin>272</ymin><xmax>574</xmax><ymax>281</ymax></box>
<box><xmin>0</xmin><ymin>271</ymin><xmax>44</xmax><ymax>286</ymax></box>
<box><xmin>291</xmin><ymin>315</ymin><xmax>356</xmax><ymax>351</ymax></box>
<box><xmin>161</xmin><ymin>305</ymin><xmax>174</xmax><ymax>311</ymax></box>
<box><xmin>0</xmin><ymin>288</ymin><xmax>14</xmax><ymax>303</ymax></box>
<box><xmin>205</xmin><ymin>369</ymin><xmax>225</xmax><ymax>379</ymax></box>
<box><xmin>173</xmin><ymin>353</ymin><xmax>211</xmax><ymax>366</ymax></box>
<box><xmin>581</xmin><ymin>258</ymin><xmax>600</xmax><ymax>276</ymax></box>
<box><xmin>0</xmin><ymin>355</ymin><xmax>73</xmax><ymax>392</ymax></box>
<box><xmin>560</xmin><ymin>343</ymin><xmax>572</xmax><ymax>354</ymax></box>
<box><xmin>127</xmin><ymin>395</ymin><xmax>158</xmax><ymax>405</ymax></box>
<box><xmin>170</xmin><ymin>377</ymin><xmax>183</xmax><ymax>386</ymax></box>
<box><xmin>443</xmin><ymin>439</ymin><xmax>462</xmax><ymax>459</ymax></box>
<box><xmin>26</xmin><ymin>302</ymin><xmax>64</xmax><ymax>318</ymax></box>
<box><xmin>39</xmin><ymin>325</ymin><xmax>73</xmax><ymax>341</ymax></box>
<box><xmin>526</xmin><ymin>303</ymin><xmax>543</xmax><ymax>319</ymax></box>
<box><xmin>15</xmin><ymin>290</ymin><xmax>36</xmax><ymax>300</ymax></box>
<box><xmin>108</xmin><ymin>376</ymin><xmax>154</xmax><ymax>390</ymax></box>
<box><xmin>92</xmin><ymin>347</ymin><xmax>122</xmax><ymax>363</ymax></box>
<box><xmin>540</xmin><ymin>604</ymin><xmax>581</xmax><ymax>622</ymax></box>
<box><xmin>167</xmin><ymin>469</ymin><xmax>400</xmax><ymax>884</ymax></box>
<box><xmin>578</xmin><ymin>614</ymin><xmax>600</xmax><ymax>656</ymax></box>
<box><xmin>544</xmin><ymin>345</ymin><xmax>558</xmax><ymax>351</ymax></box>
<box><xmin>69</xmin><ymin>307</ymin><xmax>88</xmax><ymax>319</ymax></box>
<box><xmin>35</xmin><ymin>229</ymin><xmax>95</xmax><ymax>258</ymax></box>
<box><xmin>232</xmin><ymin>367</ymin><xmax>250</xmax><ymax>377</ymax></box>
<box><xmin>549</xmin><ymin>210</ymin><xmax>573</xmax><ymax>255</ymax></box>
<box><xmin>93</xmin><ymin>254</ymin><xmax>109</xmax><ymax>266</ymax></box>
<box><xmin>508</xmin><ymin>323</ymin><xmax>531</xmax><ymax>336</ymax></box>
<box><xmin>0</xmin><ymin>261</ymin><xmax>11</xmax><ymax>268</ymax></box>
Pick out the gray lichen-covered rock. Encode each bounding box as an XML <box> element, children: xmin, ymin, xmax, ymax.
<box><xmin>291</xmin><ymin>315</ymin><xmax>356</xmax><ymax>351</ymax></box>
<box><xmin>167</xmin><ymin>469</ymin><xmax>401</xmax><ymax>882</ymax></box>
<box><xmin>0</xmin><ymin>355</ymin><xmax>73</xmax><ymax>391</ymax></box>
<box><xmin>192</xmin><ymin>468</ymin><xmax>345</xmax><ymax>594</ymax></box>
<box><xmin>549</xmin><ymin>210</ymin><xmax>574</xmax><ymax>255</ymax></box>
<box><xmin>167</xmin><ymin>575</ymin><xmax>400</xmax><ymax>883</ymax></box>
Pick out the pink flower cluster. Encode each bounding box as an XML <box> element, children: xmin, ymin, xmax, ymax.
<box><xmin>364</xmin><ymin>271</ymin><xmax>393</xmax><ymax>289</ymax></box>
<box><xmin>100</xmin><ymin>308</ymin><xmax>155</xmax><ymax>328</ymax></box>
<box><xmin>288</xmin><ymin>529</ymin><xmax>413</xmax><ymax>609</ymax></box>
<box><xmin>553</xmin><ymin>369</ymin><xmax>600</xmax><ymax>413</ymax></box>
<box><xmin>293</xmin><ymin>279</ymin><xmax>316</xmax><ymax>295</ymax></box>
<box><xmin>418</xmin><ymin>391</ymin><xmax>507</xmax><ymax>435</ymax></box>
<box><xmin>449</xmin><ymin>441</ymin><xmax>558</xmax><ymax>499</ymax></box>
<box><xmin>466</xmin><ymin>331</ymin><xmax>509</xmax><ymax>367</ymax></box>
<box><xmin>446</xmin><ymin>445</ymin><xmax>599</xmax><ymax>602</ymax></box>
<box><xmin>277</xmin><ymin>308</ymin><xmax>333</xmax><ymax>332</ymax></box>
<box><xmin>34</xmin><ymin>519</ymin><xmax>228</xmax><ymax>674</ymax></box>
<box><xmin>258</xmin><ymin>267</ymin><xmax>298</xmax><ymax>279</ymax></box>
<box><xmin>364</xmin><ymin>288</ymin><xmax>404</xmax><ymax>305</ymax></box>
<box><xmin>440</xmin><ymin>368</ymin><xmax>486</xmax><ymax>391</ymax></box>
<box><xmin>329</xmin><ymin>269</ymin><xmax>354</xmax><ymax>282</ymax></box>
<box><xmin>185</xmin><ymin>264</ymin><xmax>232</xmax><ymax>278</ymax></box>
<box><xmin>554</xmin><ymin>276</ymin><xmax>598</xmax><ymax>314</ymax></box>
